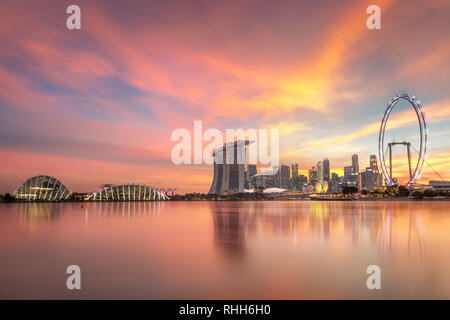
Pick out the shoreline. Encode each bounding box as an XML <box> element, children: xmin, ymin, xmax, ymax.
<box><xmin>1</xmin><ymin>197</ymin><xmax>449</xmax><ymax>203</ymax></box>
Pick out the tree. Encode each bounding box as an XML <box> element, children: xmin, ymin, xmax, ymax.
<box><xmin>342</xmin><ymin>186</ymin><xmax>358</xmax><ymax>195</ymax></box>
<box><xmin>411</xmin><ymin>190</ymin><xmax>423</xmax><ymax>199</ymax></box>
<box><xmin>397</xmin><ymin>186</ymin><xmax>410</xmax><ymax>197</ymax></box>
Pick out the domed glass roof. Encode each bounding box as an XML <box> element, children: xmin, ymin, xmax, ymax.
<box><xmin>14</xmin><ymin>175</ymin><xmax>71</xmax><ymax>201</ymax></box>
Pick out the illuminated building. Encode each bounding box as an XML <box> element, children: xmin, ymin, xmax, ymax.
<box><xmin>309</xmin><ymin>168</ymin><xmax>318</xmax><ymax>186</ymax></box>
<box><xmin>86</xmin><ymin>184</ymin><xmax>169</xmax><ymax>200</ymax></box>
<box><xmin>208</xmin><ymin>140</ymin><xmax>253</xmax><ymax>195</ymax></box>
<box><xmin>317</xmin><ymin>161</ymin><xmax>323</xmax><ymax>185</ymax></box>
<box><xmin>14</xmin><ymin>175</ymin><xmax>71</xmax><ymax>201</ymax></box>
<box><xmin>323</xmin><ymin>158</ymin><xmax>330</xmax><ymax>182</ymax></box>
<box><xmin>291</xmin><ymin>163</ymin><xmax>298</xmax><ymax>178</ymax></box>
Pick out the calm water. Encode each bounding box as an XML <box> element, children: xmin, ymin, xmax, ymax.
<box><xmin>1</xmin><ymin>200</ymin><xmax>450</xmax><ymax>299</ymax></box>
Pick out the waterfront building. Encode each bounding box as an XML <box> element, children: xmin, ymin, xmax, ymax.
<box><xmin>352</xmin><ymin>154</ymin><xmax>361</xmax><ymax>189</ymax></box>
<box><xmin>208</xmin><ymin>141</ymin><xmax>252</xmax><ymax>195</ymax></box>
<box><xmin>308</xmin><ymin>168</ymin><xmax>318</xmax><ymax>186</ymax></box>
<box><xmin>249</xmin><ymin>171</ymin><xmax>278</xmax><ymax>189</ymax></box>
<box><xmin>361</xmin><ymin>167</ymin><xmax>376</xmax><ymax>191</ymax></box>
<box><xmin>291</xmin><ymin>163</ymin><xmax>298</xmax><ymax>178</ymax></box>
<box><xmin>247</xmin><ymin>164</ymin><xmax>257</xmax><ymax>179</ymax></box>
<box><xmin>429</xmin><ymin>181</ymin><xmax>450</xmax><ymax>191</ymax></box>
<box><xmin>280</xmin><ymin>165</ymin><xmax>291</xmax><ymax>189</ymax></box>
<box><xmin>297</xmin><ymin>174</ymin><xmax>308</xmax><ymax>189</ymax></box>
<box><xmin>330</xmin><ymin>172</ymin><xmax>341</xmax><ymax>194</ymax></box>
<box><xmin>352</xmin><ymin>154</ymin><xmax>360</xmax><ymax>174</ymax></box>
<box><xmin>317</xmin><ymin>161</ymin><xmax>323</xmax><ymax>185</ymax></box>
<box><xmin>86</xmin><ymin>184</ymin><xmax>169</xmax><ymax>201</ymax></box>
<box><xmin>343</xmin><ymin>166</ymin><xmax>359</xmax><ymax>189</ymax></box>
<box><xmin>14</xmin><ymin>175</ymin><xmax>71</xmax><ymax>201</ymax></box>
<box><xmin>370</xmin><ymin>155</ymin><xmax>378</xmax><ymax>171</ymax></box>
<box><xmin>343</xmin><ymin>166</ymin><xmax>354</xmax><ymax>183</ymax></box>
<box><xmin>323</xmin><ymin>158</ymin><xmax>330</xmax><ymax>182</ymax></box>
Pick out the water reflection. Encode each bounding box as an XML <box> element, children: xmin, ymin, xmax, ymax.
<box><xmin>18</xmin><ymin>201</ymin><xmax>169</xmax><ymax>229</ymax></box>
<box><xmin>212</xmin><ymin>208</ymin><xmax>248</xmax><ymax>257</ymax></box>
<box><xmin>210</xmin><ymin>201</ymin><xmax>426</xmax><ymax>260</ymax></box>
<box><xmin>19</xmin><ymin>202</ymin><xmax>62</xmax><ymax>230</ymax></box>
<box><xmin>84</xmin><ymin>201</ymin><xmax>168</xmax><ymax>220</ymax></box>
<box><xmin>2</xmin><ymin>200</ymin><xmax>449</xmax><ymax>298</ymax></box>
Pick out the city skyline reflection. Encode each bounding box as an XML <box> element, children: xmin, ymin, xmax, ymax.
<box><xmin>1</xmin><ymin>201</ymin><xmax>448</xmax><ymax>299</ymax></box>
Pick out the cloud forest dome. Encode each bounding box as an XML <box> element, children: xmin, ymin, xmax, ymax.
<box><xmin>14</xmin><ymin>175</ymin><xmax>71</xmax><ymax>201</ymax></box>
<box><xmin>86</xmin><ymin>184</ymin><xmax>169</xmax><ymax>201</ymax></box>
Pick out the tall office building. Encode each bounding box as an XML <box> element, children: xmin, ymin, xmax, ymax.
<box><xmin>298</xmin><ymin>175</ymin><xmax>308</xmax><ymax>186</ymax></box>
<box><xmin>361</xmin><ymin>167</ymin><xmax>376</xmax><ymax>191</ymax></box>
<box><xmin>330</xmin><ymin>172</ymin><xmax>341</xmax><ymax>194</ymax></box>
<box><xmin>280</xmin><ymin>165</ymin><xmax>291</xmax><ymax>189</ymax></box>
<box><xmin>308</xmin><ymin>168</ymin><xmax>318</xmax><ymax>186</ymax></box>
<box><xmin>352</xmin><ymin>154</ymin><xmax>359</xmax><ymax>174</ymax></box>
<box><xmin>351</xmin><ymin>154</ymin><xmax>360</xmax><ymax>189</ymax></box>
<box><xmin>247</xmin><ymin>164</ymin><xmax>257</xmax><ymax>180</ymax></box>
<box><xmin>208</xmin><ymin>141</ymin><xmax>252</xmax><ymax>195</ymax></box>
<box><xmin>323</xmin><ymin>158</ymin><xmax>330</xmax><ymax>182</ymax></box>
<box><xmin>343</xmin><ymin>166</ymin><xmax>354</xmax><ymax>184</ymax></box>
<box><xmin>291</xmin><ymin>163</ymin><xmax>298</xmax><ymax>178</ymax></box>
<box><xmin>369</xmin><ymin>155</ymin><xmax>382</xmax><ymax>188</ymax></box>
<box><xmin>369</xmin><ymin>155</ymin><xmax>378</xmax><ymax>171</ymax></box>
<box><xmin>317</xmin><ymin>161</ymin><xmax>323</xmax><ymax>185</ymax></box>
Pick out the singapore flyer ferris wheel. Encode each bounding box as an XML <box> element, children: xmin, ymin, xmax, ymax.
<box><xmin>378</xmin><ymin>93</ymin><xmax>428</xmax><ymax>187</ymax></box>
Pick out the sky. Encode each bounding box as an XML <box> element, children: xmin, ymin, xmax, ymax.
<box><xmin>0</xmin><ymin>0</ymin><xmax>449</xmax><ymax>194</ymax></box>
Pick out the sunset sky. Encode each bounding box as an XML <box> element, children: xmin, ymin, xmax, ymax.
<box><xmin>0</xmin><ymin>0</ymin><xmax>449</xmax><ymax>194</ymax></box>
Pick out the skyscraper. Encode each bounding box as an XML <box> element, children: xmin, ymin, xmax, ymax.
<box><xmin>369</xmin><ymin>155</ymin><xmax>378</xmax><ymax>171</ymax></box>
<box><xmin>351</xmin><ymin>154</ymin><xmax>360</xmax><ymax>189</ymax></box>
<box><xmin>361</xmin><ymin>167</ymin><xmax>376</xmax><ymax>191</ymax></box>
<box><xmin>309</xmin><ymin>168</ymin><xmax>318</xmax><ymax>186</ymax></box>
<box><xmin>323</xmin><ymin>158</ymin><xmax>330</xmax><ymax>182</ymax></box>
<box><xmin>280</xmin><ymin>165</ymin><xmax>290</xmax><ymax>189</ymax></box>
<box><xmin>247</xmin><ymin>164</ymin><xmax>257</xmax><ymax>180</ymax></box>
<box><xmin>352</xmin><ymin>154</ymin><xmax>359</xmax><ymax>174</ymax></box>
<box><xmin>291</xmin><ymin>163</ymin><xmax>298</xmax><ymax>178</ymax></box>
<box><xmin>317</xmin><ymin>161</ymin><xmax>323</xmax><ymax>185</ymax></box>
<box><xmin>343</xmin><ymin>166</ymin><xmax>354</xmax><ymax>184</ymax></box>
<box><xmin>330</xmin><ymin>172</ymin><xmax>341</xmax><ymax>194</ymax></box>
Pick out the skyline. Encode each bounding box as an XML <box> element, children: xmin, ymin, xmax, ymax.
<box><xmin>0</xmin><ymin>0</ymin><xmax>449</xmax><ymax>193</ymax></box>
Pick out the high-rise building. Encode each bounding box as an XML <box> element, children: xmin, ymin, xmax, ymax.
<box><xmin>291</xmin><ymin>163</ymin><xmax>298</xmax><ymax>178</ymax></box>
<box><xmin>317</xmin><ymin>161</ymin><xmax>323</xmax><ymax>185</ymax></box>
<box><xmin>323</xmin><ymin>158</ymin><xmax>330</xmax><ymax>182</ymax></box>
<box><xmin>343</xmin><ymin>165</ymin><xmax>359</xmax><ymax>189</ymax></box>
<box><xmin>208</xmin><ymin>141</ymin><xmax>252</xmax><ymax>195</ymax></box>
<box><xmin>352</xmin><ymin>154</ymin><xmax>360</xmax><ymax>174</ymax></box>
<box><xmin>361</xmin><ymin>167</ymin><xmax>376</xmax><ymax>191</ymax></box>
<box><xmin>280</xmin><ymin>165</ymin><xmax>290</xmax><ymax>189</ymax></box>
<box><xmin>298</xmin><ymin>175</ymin><xmax>308</xmax><ymax>186</ymax></box>
<box><xmin>249</xmin><ymin>171</ymin><xmax>278</xmax><ymax>189</ymax></box>
<box><xmin>343</xmin><ymin>166</ymin><xmax>354</xmax><ymax>184</ymax></box>
<box><xmin>273</xmin><ymin>165</ymin><xmax>280</xmax><ymax>187</ymax></box>
<box><xmin>351</xmin><ymin>154</ymin><xmax>360</xmax><ymax>189</ymax></box>
<box><xmin>309</xmin><ymin>168</ymin><xmax>318</xmax><ymax>186</ymax></box>
<box><xmin>330</xmin><ymin>172</ymin><xmax>341</xmax><ymax>194</ymax></box>
<box><xmin>247</xmin><ymin>164</ymin><xmax>257</xmax><ymax>180</ymax></box>
<box><xmin>369</xmin><ymin>155</ymin><xmax>378</xmax><ymax>171</ymax></box>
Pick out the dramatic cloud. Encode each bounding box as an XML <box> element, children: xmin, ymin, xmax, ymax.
<box><xmin>0</xmin><ymin>0</ymin><xmax>449</xmax><ymax>193</ymax></box>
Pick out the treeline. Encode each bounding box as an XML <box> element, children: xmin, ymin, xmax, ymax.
<box><xmin>358</xmin><ymin>186</ymin><xmax>450</xmax><ymax>199</ymax></box>
<box><xmin>171</xmin><ymin>192</ymin><xmax>270</xmax><ymax>201</ymax></box>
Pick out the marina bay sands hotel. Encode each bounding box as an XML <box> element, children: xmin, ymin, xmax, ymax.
<box><xmin>208</xmin><ymin>140</ymin><xmax>253</xmax><ymax>195</ymax></box>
